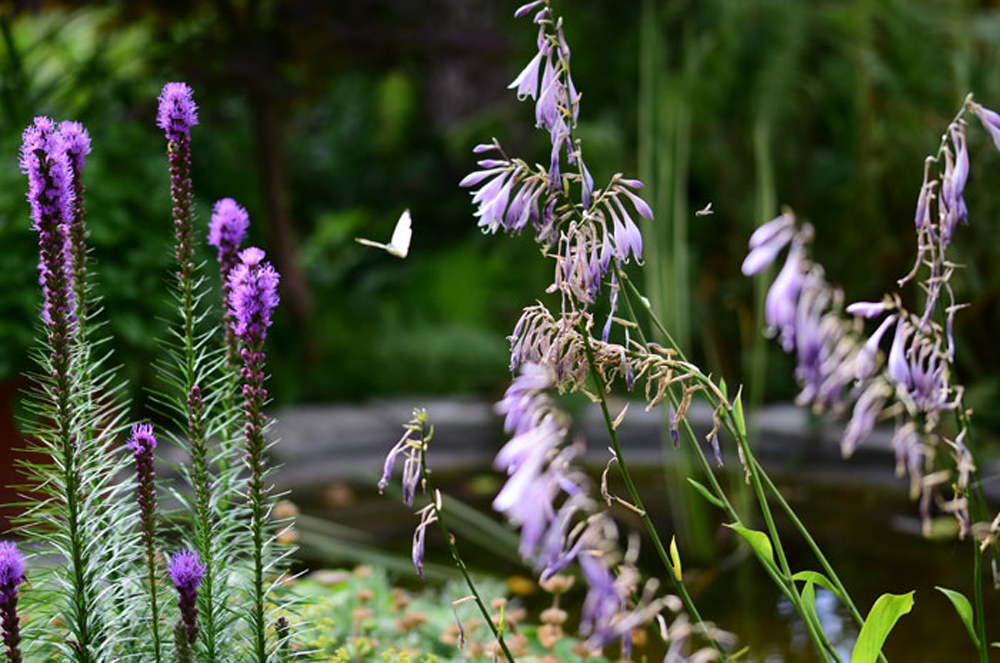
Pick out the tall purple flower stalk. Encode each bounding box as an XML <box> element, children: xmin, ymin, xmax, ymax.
<box><xmin>460</xmin><ymin>2</ymin><xmax>652</xmax><ymax>309</ymax></box>
<box><xmin>743</xmin><ymin>98</ymin><xmax>1000</xmax><ymax>535</ymax></box>
<box><xmin>0</xmin><ymin>542</ymin><xmax>25</xmax><ymax>663</ymax></box>
<box><xmin>21</xmin><ymin>117</ymin><xmax>104</xmax><ymax>656</ymax></box>
<box><xmin>168</xmin><ymin>549</ymin><xmax>204</xmax><ymax>663</ymax></box>
<box><xmin>208</xmin><ymin>198</ymin><xmax>250</xmax><ymax>373</ymax></box>
<box><xmin>158</xmin><ymin>82</ymin><xmax>199</xmax><ymax>277</ymax></box>
<box><xmin>228</xmin><ymin>246</ymin><xmax>280</xmax><ymax>663</ymax></box>
<box><xmin>128</xmin><ymin>423</ymin><xmax>163</xmax><ymax>662</ymax></box>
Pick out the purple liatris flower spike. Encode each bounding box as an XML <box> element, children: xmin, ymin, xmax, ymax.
<box><xmin>21</xmin><ymin>116</ymin><xmax>76</xmax><ymax>331</ymax></box>
<box><xmin>127</xmin><ymin>423</ymin><xmax>159</xmax><ymax>541</ymax></box>
<box><xmin>208</xmin><ymin>198</ymin><xmax>250</xmax><ymax>268</ymax></box>
<box><xmin>0</xmin><ymin>542</ymin><xmax>25</xmax><ymax>663</ymax></box>
<box><xmin>209</xmin><ymin>198</ymin><xmax>251</xmax><ymax>370</ymax></box>
<box><xmin>229</xmin><ymin>247</ymin><xmax>281</xmax><ymax>342</ymax></box>
<box><xmin>127</xmin><ymin>423</ymin><xmax>164</xmax><ymax>661</ymax></box>
<box><xmin>169</xmin><ymin>549</ymin><xmax>204</xmax><ymax>647</ymax></box>
<box><xmin>158</xmin><ymin>82</ymin><xmax>198</xmax><ymax>277</ymax></box>
<box><xmin>157</xmin><ymin>82</ymin><xmax>199</xmax><ymax>142</ymax></box>
<box><xmin>229</xmin><ymin>246</ymin><xmax>280</xmax><ymax>663</ymax></box>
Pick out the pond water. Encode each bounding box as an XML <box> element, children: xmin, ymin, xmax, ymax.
<box><xmin>293</xmin><ymin>462</ymin><xmax>998</xmax><ymax>662</ymax></box>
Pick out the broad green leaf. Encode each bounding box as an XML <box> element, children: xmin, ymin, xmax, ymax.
<box><xmin>935</xmin><ymin>586</ymin><xmax>979</xmax><ymax>648</ymax></box>
<box><xmin>724</xmin><ymin>523</ymin><xmax>774</xmax><ymax>566</ymax></box>
<box><xmin>792</xmin><ymin>571</ymin><xmax>842</xmax><ymax>600</ymax></box>
<box><xmin>851</xmin><ymin>592</ymin><xmax>915</xmax><ymax>663</ymax></box>
<box><xmin>669</xmin><ymin>535</ymin><xmax>683</xmax><ymax>581</ymax></box>
<box><xmin>733</xmin><ymin>386</ymin><xmax>747</xmax><ymax>437</ymax></box>
<box><xmin>687</xmin><ymin>477</ymin><xmax>725</xmax><ymax>509</ymax></box>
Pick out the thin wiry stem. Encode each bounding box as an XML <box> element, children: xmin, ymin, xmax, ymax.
<box><xmin>414</xmin><ymin>419</ymin><xmax>516</xmax><ymax>663</ymax></box>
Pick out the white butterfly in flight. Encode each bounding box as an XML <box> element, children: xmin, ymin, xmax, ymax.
<box><xmin>355</xmin><ymin>209</ymin><xmax>412</xmax><ymax>259</ymax></box>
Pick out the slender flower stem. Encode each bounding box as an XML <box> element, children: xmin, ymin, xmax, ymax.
<box><xmin>973</xmin><ymin>543</ymin><xmax>987</xmax><ymax>663</ymax></box>
<box><xmin>579</xmin><ymin>330</ymin><xmax>725</xmax><ymax>655</ymax></box>
<box><xmin>616</xmin><ymin>268</ymin><xmax>848</xmax><ymax>662</ymax></box>
<box><xmin>415</xmin><ymin>423</ymin><xmax>515</xmax><ymax>663</ymax></box>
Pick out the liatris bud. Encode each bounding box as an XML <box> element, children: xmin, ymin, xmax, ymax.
<box><xmin>127</xmin><ymin>423</ymin><xmax>159</xmax><ymax>536</ymax></box>
<box><xmin>208</xmin><ymin>199</ymin><xmax>250</xmax><ymax>370</ymax></box>
<box><xmin>157</xmin><ymin>82</ymin><xmax>198</xmax><ymax>277</ymax></box>
<box><xmin>0</xmin><ymin>541</ymin><xmax>25</xmax><ymax>663</ymax></box>
<box><xmin>21</xmin><ymin>117</ymin><xmax>76</xmax><ymax>332</ymax></box>
<box><xmin>57</xmin><ymin>121</ymin><xmax>91</xmax><ymax>312</ymax></box>
<box><xmin>127</xmin><ymin>423</ymin><xmax>165</xmax><ymax>662</ymax></box>
<box><xmin>168</xmin><ymin>549</ymin><xmax>204</xmax><ymax>649</ymax></box>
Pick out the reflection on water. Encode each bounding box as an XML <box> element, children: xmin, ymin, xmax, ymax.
<box><xmin>295</xmin><ymin>466</ymin><xmax>997</xmax><ymax>662</ymax></box>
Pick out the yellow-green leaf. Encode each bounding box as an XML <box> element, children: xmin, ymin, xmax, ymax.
<box><xmin>686</xmin><ymin>477</ymin><xmax>725</xmax><ymax>509</ymax></box>
<box><xmin>724</xmin><ymin>523</ymin><xmax>773</xmax><ymax>567</ymax></box>
<box><xmin>733</xmin><ymin>386</ymin><xmax>747</xmax><ymax>437</ymax></box>
<box><xmin>792</xmin><ymin>571</ymin><xmax>842</xmax><ymax>601</ymax></box>
<box><xmin>851</xmin><ymin>592</ymin><xmax>915</xmax><ymax>663</ymax></box>
<box><xmin>935</xmin><ymin>586</ymin><xmax>979</xmax><ymax>649</ymax></box>
<box><xmin>669</xmin><ymin>535</ymin><xmax>683</xmax><ymax>582</ymax></box>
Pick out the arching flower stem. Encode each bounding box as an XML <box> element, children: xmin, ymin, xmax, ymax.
<box><xmin>410</xmin><ymin>414</ymin><xmax>516</xmax><ymax>663</ymax></box>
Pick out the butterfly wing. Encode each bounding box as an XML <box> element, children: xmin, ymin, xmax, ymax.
<box><xmin>387</xmin><ymin>209</ymin><xmax>412</xmax><ymax>258</ymax></box>
<box><xmin>355</xmin><ymin>237</ymin><xmax>390</xmax><ymax>250</ymax></box>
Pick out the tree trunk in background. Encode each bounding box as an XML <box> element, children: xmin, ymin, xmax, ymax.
<box><xmin>250</xmin><ymin>92</ymin><xmax>316</xmax><ymax>356</ymax></box>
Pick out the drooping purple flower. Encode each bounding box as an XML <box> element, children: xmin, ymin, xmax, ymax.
<box><xmin>378</xmin><ymin>429</ymin><xmax>422</xmax><ymax>507</ymax></box>
<box><xmin>0</xmin><ymin>541</ymin><xmax>24</xmax><ymax>663</ymax></box>
<box><xmin>842</xmin><ymin>383</ymin><xmax>890</xmax><ymax>456</ymax></box>
<box><xmin>169</xmin><ymin>549</ymin><xmax>204</xmax><ymax>647</ymax></box>
<box><xmin>846</xmin><ymin>301</ymin><xmax>891</xmax><ymax>319</ymax></box>
<box><xmin>972</xmin><ymin>103</ymin><xmax>1000</xmax><ymax>152</ymax></box>
<box><xmin>157</xmin><ymin>82</ymin><xmax>199</xmax><ymax>142</ymax></box>
<box><xmin>855</xmin><ymin>314</ymin><xmax>896</xmax><ymax>380</ymax></box>
<box><xmin>765</xmin><ymin>242</ymin><xmax>805</xmax><ymax>352</ymax></box>
<box><xmin>228</xmin><ymin>247</ymin><xmax>281</xmax><ymax>342</ymax></box>
<box><xmin>742</xmin><ymin>212</ymin><xmax>795</xmax><ymax>276</ymax></box>
<box><xmin>887</xmin><ymin>318</ymin><xmax>913</xmax><ymax>391</ymax></box>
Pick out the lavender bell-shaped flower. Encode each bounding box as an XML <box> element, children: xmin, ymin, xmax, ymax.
<box><xmin>0</xmin><ymin>542</ymin><xmax>25</xmax><ymax>663</ymax></box>
<box><xmin>972</xmin><ymin>103</ymin><xmax>1000</xmax><ymax>152</ymax></box>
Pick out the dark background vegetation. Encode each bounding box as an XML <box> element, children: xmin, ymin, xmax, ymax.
<box><xmin>3</xmin><ymin>0</ymin><xmax>1000</xmax><ymax>429</ymax></box>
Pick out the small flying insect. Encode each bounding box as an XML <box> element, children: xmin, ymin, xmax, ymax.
<box><xmin>695</xmin><ymin>202</ymin><xmax>714</xmax><ymax>217</ymax></box>
<box><xmin>355</xmin><ymin>209</ymin><xmax>412</xmax><ymax>259</ymax></box>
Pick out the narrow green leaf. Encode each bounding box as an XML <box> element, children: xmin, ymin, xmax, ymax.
<box><xmin>851</xmin><ymin>592</ymin><xmax>915</xmax><ymax>663</ymax></box>
<box><xmin>724</xmin><ymin>523</ymin><xmax>773</xmax><ymax>566</ymax></box>
<box><xmin>801</xmin><ymin>579</ymin><xmax>820</xmax><ymax>635</ymax></box>
<box><xmin>792</xmin><ymin>571</ymin><xmax>842</xmax><ymax>600</ymax></box>
<box><xmin>719</xmin><ymin>377</ymin><xmax>728</xmax><ymax>400</ymax></box>
<box><xmin>934</xmin><ymin>586</ymin><xmax>979</xmax><ymax>649</ymax></box>
<box><xmin>733</xmin><ymin>386</ymin><xmax>747</xmax><ymax>437</ymax></box>
<box><xmin>686</xmin><ymin>477</ymin><xmax>725</xmax><ymax>509</ymax></box>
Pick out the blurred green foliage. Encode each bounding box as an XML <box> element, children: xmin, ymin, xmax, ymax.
<box><xmin>2</xmin><ymin>1</ymin><xmax>1000</xmax><ymax>425</ymax></box>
